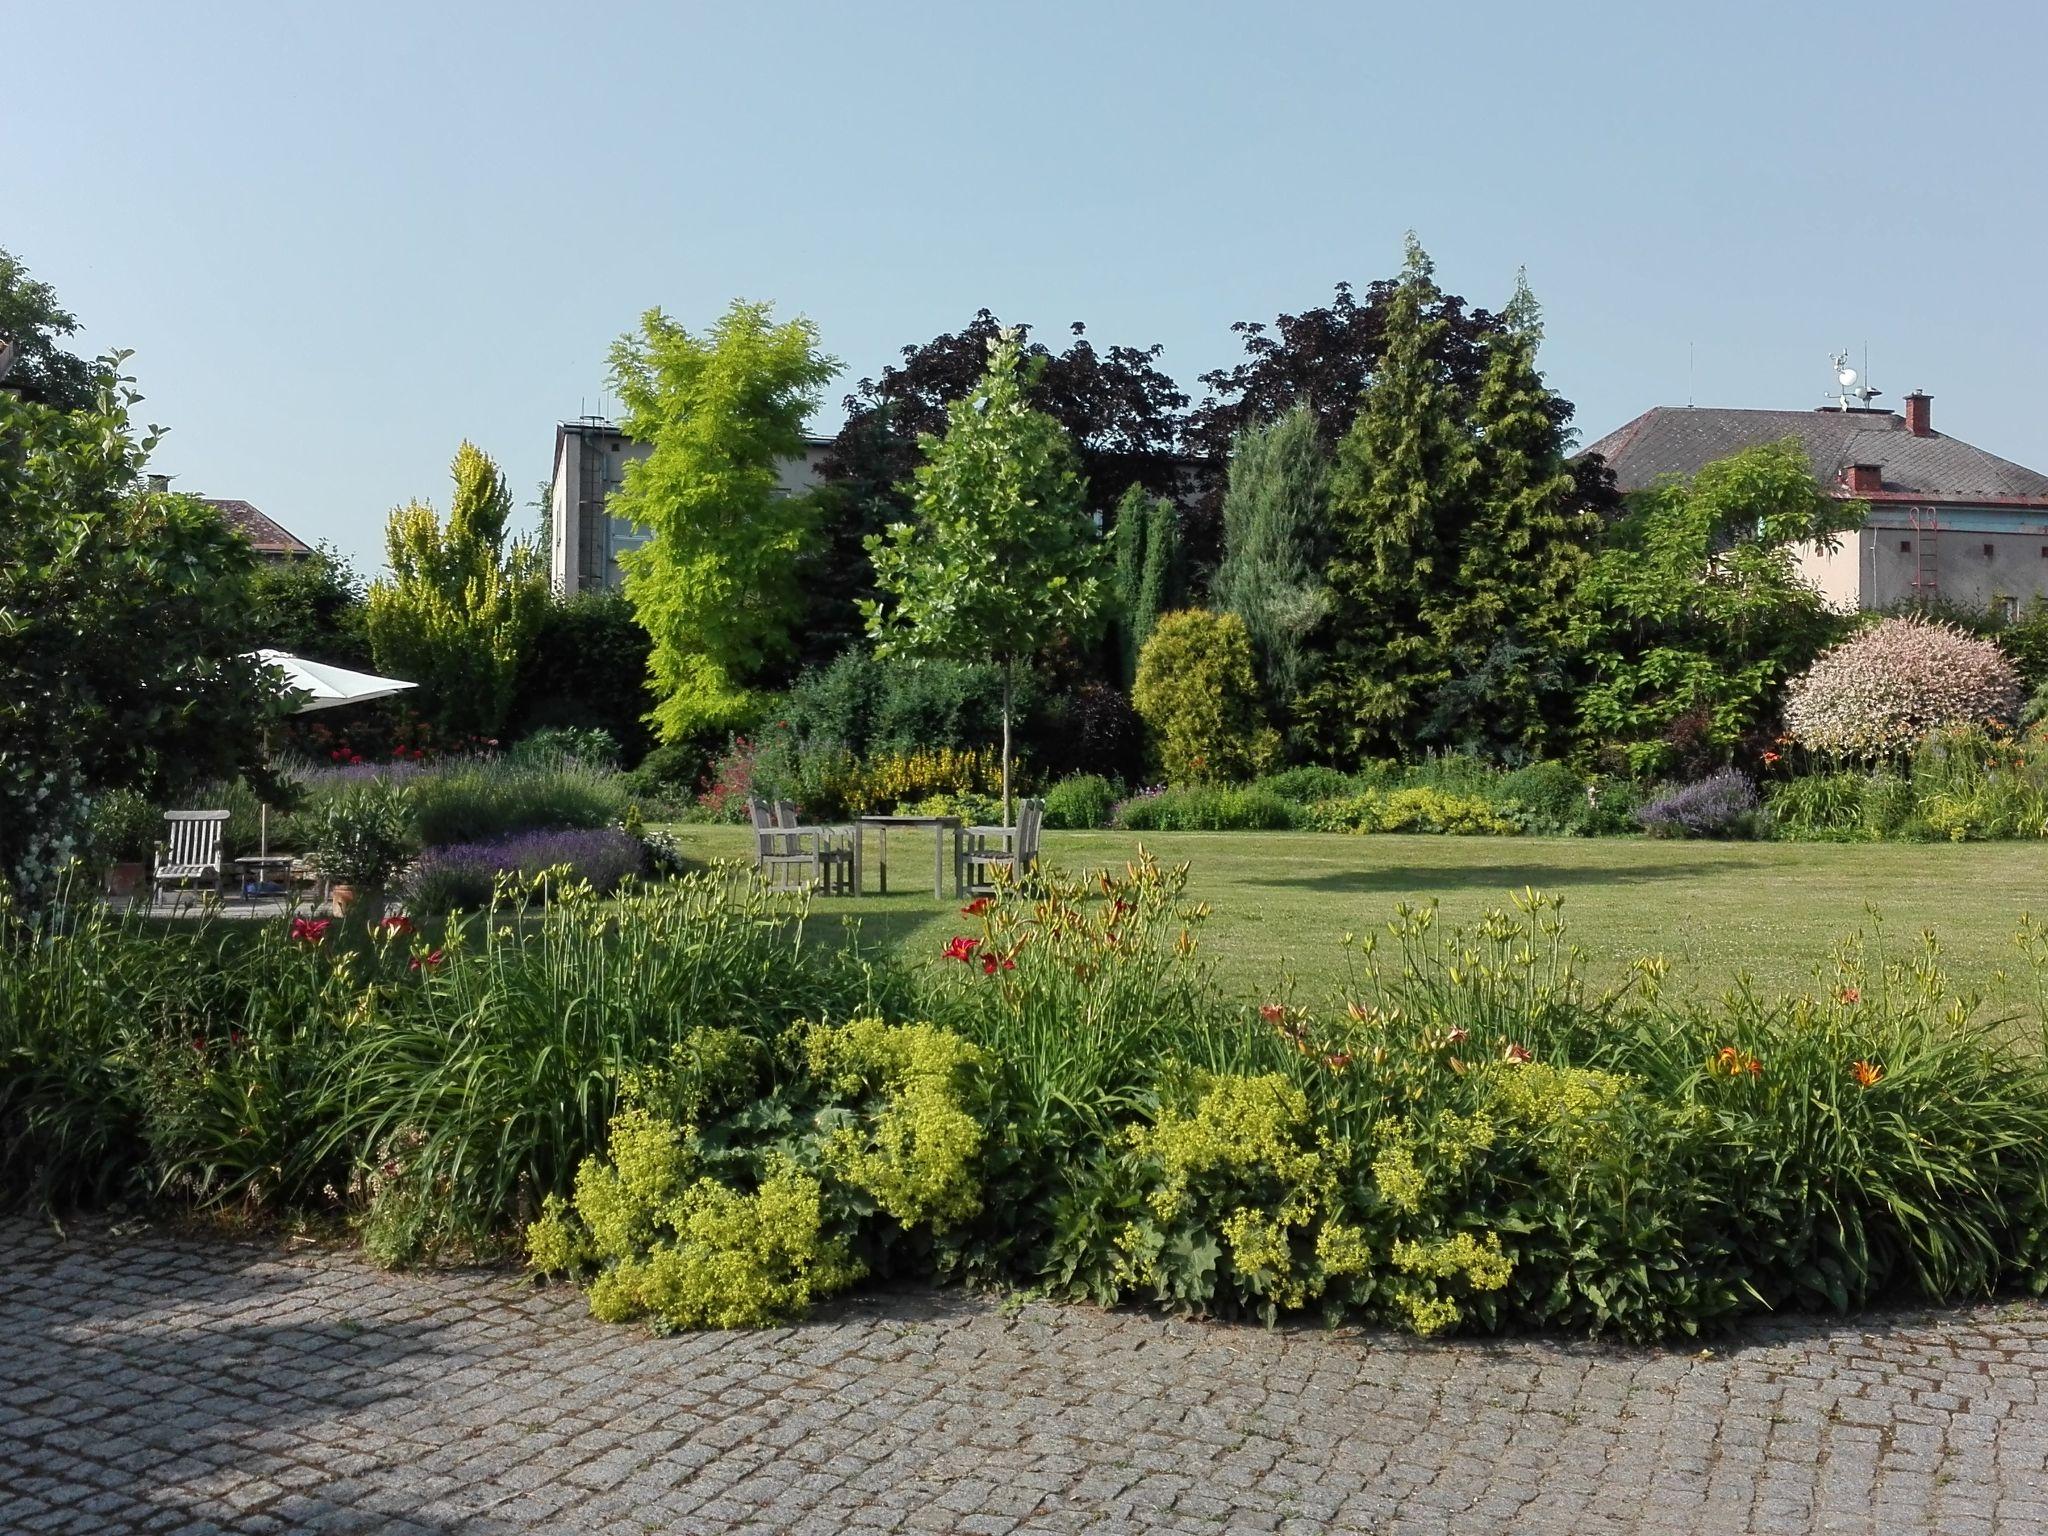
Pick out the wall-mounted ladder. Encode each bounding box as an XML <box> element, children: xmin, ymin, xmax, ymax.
<box><xmin>1910</xmin><ymin>507</ymin><xmax>1941</xmax><ymax>597</ymax></box>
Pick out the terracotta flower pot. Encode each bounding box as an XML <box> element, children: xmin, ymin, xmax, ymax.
<box><xmin>105</xmin><ymin>861</ymin><xmax>145</xmax><ymax>901</ymax></box>
<box><xmin>331</xmin><ymin>883</ymin><xmax>387</xmax><ymax>925</ymax></box>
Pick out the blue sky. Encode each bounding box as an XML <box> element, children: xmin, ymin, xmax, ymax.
<box><xmin>7</xmin><ymin>1</ymin><xmax>2044</xmax><ymax>573</ymax></box>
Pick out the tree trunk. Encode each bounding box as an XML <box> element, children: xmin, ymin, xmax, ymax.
<box><xmin>1001</xmin><ymin>657</ymin><xmax>1014</xmax><ymax>827</ymax></box>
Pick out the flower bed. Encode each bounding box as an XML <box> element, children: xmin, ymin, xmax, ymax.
<box><xmin>406</xmin><ymin>827</ymin><xmax>647</xmax><ymax>914</ymax></box>
<box><xmin>10</xmin><ymin>864</ymin><xmax>2048</xmax><ymax>1342</ymax></box>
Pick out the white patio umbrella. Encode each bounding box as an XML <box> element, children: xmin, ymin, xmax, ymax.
<box><xmin>248</xmin><ymin>650</ymin><xmax>419</xmax><ymax>862</ymax></box>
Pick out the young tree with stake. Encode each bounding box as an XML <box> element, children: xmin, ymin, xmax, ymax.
<box><xmin>864</xmin><ymin>331</ymin><xmax>1108</xmax><ymax>822</ymax></box>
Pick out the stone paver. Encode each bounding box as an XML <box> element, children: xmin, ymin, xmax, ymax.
<box><xmin>2</xmin><ymin>1218</ymin><xmax>2044</xmax><ymax>1534</ymax></box>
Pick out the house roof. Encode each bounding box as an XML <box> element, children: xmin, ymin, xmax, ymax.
<box><xmin>1581</xmin><ymin>407</ymin><xmax>2048</xmax><ymax>504</ymax></box>
<box><xmin>201</xmin><ymin>497</ymin><xmax>314</xmax><ymax>557</ymax></box>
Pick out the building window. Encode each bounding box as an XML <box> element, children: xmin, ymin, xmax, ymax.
<box><xmin>1899</xmin><ymin>540</ymin><xmax>1913</xmax><ymax>553</ymax></box>
<box><xmin>1984</xmin><ymin>543</ymin><xmax>1997</xmax><ymax>558</ymax></box>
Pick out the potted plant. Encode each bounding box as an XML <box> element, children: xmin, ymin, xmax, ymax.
<box><xmin>89</xmin><ymin>789</ymin><xmax>160</xmax><ymax>902</ymax></box>
<box><xmin>310</xmin><ymin>782</ymin><xmax>416</xmax><ymax>925</ymax></box>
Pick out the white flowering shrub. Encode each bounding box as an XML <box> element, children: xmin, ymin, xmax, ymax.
<box><xmin>1784</xmin><ymin>616</ymin><xmax>2022</xmax><ymax>761</ymax></box>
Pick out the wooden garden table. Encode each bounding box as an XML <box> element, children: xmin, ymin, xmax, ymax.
<box><xmin>855</xmin><ymin>815</ymin><xmax>962</xmax><ymax>899</ymax></box>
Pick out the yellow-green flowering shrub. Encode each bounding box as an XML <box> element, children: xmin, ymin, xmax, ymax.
<box><xmin>527</xmin><ymin>1014</ymin><xmax>988</xmax><ymax>1330</ymax></box>
<box><xmin>804</xmin><ymin>1018</ymin><xmax>986</xmax><ymax>1229</ymax></box>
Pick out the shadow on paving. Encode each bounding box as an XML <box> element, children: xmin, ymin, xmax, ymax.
<box><xmin>1</xmin><ymin>1222</ymin><xmax>523</xmax><ymax>1535</ymax></box>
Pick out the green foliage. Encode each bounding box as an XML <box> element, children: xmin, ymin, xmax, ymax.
<box><xmin>308</xmin><ymin>782</ymin><xmax>416</xmax><ymax>889</ymax></box>
<box><xmin>779</xmin><ymin>649</ymin><xmax>1017</xmax><ymax>759</ymax></box>
<box><xmin>1110</xmin><ymin>486</ymin><xmax>1183</xmax><ymax>685</ymax></box>
<box><xmin>1132</xmin><ymin>610</ymin><xmax>1277</xmax><ymax>784</ymax></box>
<box><xmin>404</xmin><ymin>759</ymin><xmax>630</xmax><ymax>846</ymax></box>
<box><xmin>508</xmin><ymin>591</ymin><xmax>655</xmax><ymax>764</ymax></box>
<box><xmin>1212</xmin><ymin>406</ymin><xmax>1333</xmax><ymax>723</ymax></box>
<box><xmin>15</xmin><ymin>859</ymin><xmax>2048</xmax><ymax>1340</ymax></box>
<box><xmin>526</xmin><ymin>1013</ymin><xmax>987</xmax><ymax>1329</ymax></box>
<box><xmin>865</xmin><ymin>329</ymin><xmax>1110</xmax><ymax>813</ymax></box>
<box><xmin>86</xmin><ymin>789</ymin><xmax>161</xmax><ymax>865</ymax></box>
<box><xmin>246</xmin><ymin>544</ymin><xmax>371</xmax><ymax>667</ymax></box>
<box><xmin>1</xmin><ymin>358</ymin><xmax>282</xmax><ymax>906</ymax></box>
<box><xmin>1042</xmin><ymin>774</ymin><xmax>1122</xmax><ymax>830</ymax></box>
<box><xmin>1574</xmin><ymin>439</ymin><xmax>1861</xmax><ymax>774</ymax></box>
<box><xmin>1253</xmin><ymin>765</ymin><xmax>1360</xmax><ymax>805</ymax></box>
<box><xmin>1301</xmin><ymin>788</ymin><xmax>1522</xmax><ymax>836</ymax></box>
<box><xmin>366</xmin><ymin>441</ymin><xmax>549</xmax><ymax>737</ymax></box>
<box><xmin>608</xmin><ymin>301</ymin><xmax>839</xmax><ymax>740</ymax></box>
<box><xmin>1115</xmin><ymin>786</ymin><xmax>1297</xmax><ymax>832</ymax></box>
<box><xmin>1306</xmin><ymin>245</ymin><xmax>1595</xmax><ymax>761</ymax></box>
<box><xmin>508</xmin><ymin>727</ymin><xmax>621</xmax><ymax>772</ymax></box>
<box><xmin>0</xmin><ymin>245</ymin><xmax>95</xmax><ymax>410</ymax></box>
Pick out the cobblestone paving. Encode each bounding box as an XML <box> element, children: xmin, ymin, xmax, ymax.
<box><xmin>3</xmin><ymin>1218</ymin><xmax>2046</xmax><ymax>1535</ymax></box>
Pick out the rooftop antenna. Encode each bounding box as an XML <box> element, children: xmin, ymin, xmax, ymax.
<box><xmin>1687</xmin><ymin>341</ymin><xmax>1694</xmax><ymax>408</ymax></box>
<box><xmin>1830</xmin><ymin>350</ymin><xmax>1883</xmax><ymax>410</ymax></box>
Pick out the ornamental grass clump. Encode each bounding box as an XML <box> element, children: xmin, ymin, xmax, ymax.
<box><xmin>1785</xmin><ymin>615</ymin><xmax>2023</xmax><ymax>762</ymax></box>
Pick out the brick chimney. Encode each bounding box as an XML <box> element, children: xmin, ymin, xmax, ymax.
<box><xmin>1845</xmin><ymin>463</ymin><xmax>1883</xmax><ymax>493</ymax></box>
<box><xmin>1904</xmin><ymin>391</ymin><xmax>1933</xmax><ymax>437</ymax></box>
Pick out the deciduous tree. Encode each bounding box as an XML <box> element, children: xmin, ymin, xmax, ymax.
<box><xmin>1573</xmin><ymin>439</ymin><xmax>1863</xmax><ymax>773</ymax></box>
<box><xmin>607</xmin><ymin>301</ymin><xmax>839</xmax><ymax>740</ymax></box>
<box><xmin>864</xmin><ymin>331</ymin><xmax>1109</xmax><ymax>819</ymax></box>
<box><xmin>0</xmin><ymin>247</ymin><xmax>96</xmax><ymax>411</ymax></box>
<box><xmin>366</xmin><ymin>441</ymin><xmax>548</xmax><ymax>737</ymax></box>
<box><xmin>1</xmin><ymin>358</ymin><xmax>280</xmax><ymax>904</ymax></box>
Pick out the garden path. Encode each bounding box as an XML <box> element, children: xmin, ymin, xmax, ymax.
<box><xmin>2</xmin><ymin>1218</ymin><xmax>2042</xmax><ymax>1535</ymax></box>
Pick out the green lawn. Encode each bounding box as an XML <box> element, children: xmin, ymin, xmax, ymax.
<box><xmin>657</xmin><ymin>824</ymin><xmax>2048</xmax><ymax>1009</ymax></box>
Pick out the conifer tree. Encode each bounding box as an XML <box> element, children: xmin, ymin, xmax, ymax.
<box><xmin>1304</xmin><ymin>236</ymin><xmax>1479</xmax><ymax>758</ymax></box>
<box><xmin>1212</xmin><ymin>405</ymin><xmax>1332</xmax><ymax>723</ymax></box>
<box><xmin>1109</xmin><ymin>484</ymin><xmax>1181</xmax><ymax>684</ymax></box>
<box><xmin>1428</xmin><ymin>273</ymin><xmax>1597</xmax><ymax>756</ymax></box>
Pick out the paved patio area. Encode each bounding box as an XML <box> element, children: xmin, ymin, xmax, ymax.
<box><xmin>1</xmin><ymin>1218</ymin><xmax>2043</xmax><ymax>1535</ymax></box>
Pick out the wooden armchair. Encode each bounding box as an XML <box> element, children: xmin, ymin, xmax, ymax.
<box><xmin>153</xmin><ymin>810</ymin><xmax>230</xmax><ymax>903</ymax></box>
<box><xmin>959</xmin><ymin>798</ymin><xmax>1044</xmax><ymax>898</ymax></box>
<box><xmin>748</xmin><ymin>797</ymin><xmax>855</xmax><ymax>895</ymax></box>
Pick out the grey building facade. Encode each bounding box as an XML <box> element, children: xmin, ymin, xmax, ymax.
<box><xmin>547</xmin><ymin>419</ymin><xmax>834</xmax><ymax>595</ymax></box>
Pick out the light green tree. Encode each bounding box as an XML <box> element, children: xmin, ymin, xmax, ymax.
<box><xmin>1132</xmin><ymin>609</ymin><xmax>1277</xmax><ymax>783</ymax></box>
<box><xmin>366</xmin><ymin>441</ymin><xmax>548</xmax><ymax>737</ymax></box>
<box><xmin>607</xmin><ymin>301</ymin><xmax>838</xmax><ymax>740</ymax></box>
<box><xmin>1212</xmin><ymin>405</ymin><xmax>1332</xmax><ymax>725</ymax></box>
<box><xmin>865</xmin><ymin>330</ymin><xmax>1109</xmax><ymax>819</ymax></box>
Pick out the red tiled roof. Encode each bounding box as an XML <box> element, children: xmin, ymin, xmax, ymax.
<box><xmin>200</xmin><ymin>498</ymin><xmax>314</xmax><ymax>556</ymax></box>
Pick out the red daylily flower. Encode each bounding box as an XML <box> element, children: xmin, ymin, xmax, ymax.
<box><xmin>1259</xmin><ymin>1003</ymin><xmax>1287</xmax><ymax>1024</ymax></box>
<box><xmin>942</xmin><ymin>936</ymin><xmax>981</xmax><ymax>963</ymax></box>
<box><xmin>961</xmin><ymin>897</ymin><xmax>992</xmax><ymax>917</ymax></box>
<box><xmin>378</xmin><ymin>915</ymin><xmax>416</xmax><ymax>937</ymax></box>
<box><xmin>980</xmin><ymin>952</ymin><xmax>1016</xmax><ymax>975</ymax></box>
<box><xmin>290</xmin><ymin>917</ymin><xmax>331</xmax><ymax>945</ymax></box>
<box><xmin>1502</xmin><ymin>1042</ymin><xmax>1533</xmax><ymax>1065</ymax></box>
<box><xmin>1836</xmin><ymin>986</ymin><xmax>1861</xmax><ymax>1005</ymax></box>
<box><xmin>409</xmin><ymin>949</ymin><xmax>445</xmax><ymax>972</ymax></box>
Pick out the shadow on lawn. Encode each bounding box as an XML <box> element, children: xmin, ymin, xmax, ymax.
<box><xmin>1251</xmin><ymin>860</ymin><xmax>1730</xmax><ymax>896</ymax></box>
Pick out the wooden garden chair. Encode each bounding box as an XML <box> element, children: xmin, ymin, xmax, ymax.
<box><xmin>749</xmin><ymin>797</ymin><xmax>855</xmax><ymax>895</ymax></box>
<box><xmin>959</xmin><ymin>798</ymin><xmax>1045</xmax><ymax>898</ymax></box>
<box><xmin>153</xmin><ymin>810</ymin><xmax>231</xmax><ymax>904</ymax></box>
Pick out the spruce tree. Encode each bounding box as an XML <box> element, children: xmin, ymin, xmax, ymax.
<box><xmin>1438</xmin><ymin>273</ymin><xmax>1597</xmax><ymax>756</ymax></box>
<box><xmin>1305</xmin><ymin>236</ymin><xmax>1479</xmax><ymax>759</ymax></box>
<box><xmin>1212</xmin><ymin>405</ymin><xmax>1333</xmax><ymax>725</ymax></box>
